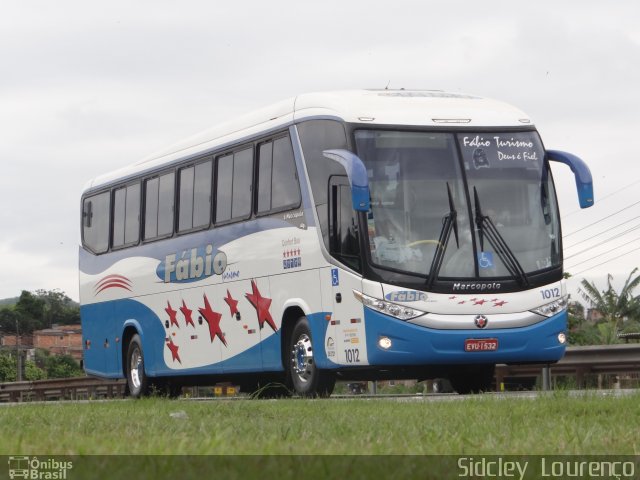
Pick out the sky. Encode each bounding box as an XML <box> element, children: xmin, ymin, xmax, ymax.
<box><xmin>1</xmin><ymin>0</ymin><xmax>639</xmax><ymax>303</ymax></box>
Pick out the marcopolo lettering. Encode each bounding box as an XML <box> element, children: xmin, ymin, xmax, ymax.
<box><xmin>157</xmin><ymin>244</ymin><xmax>227</xmax><ymax>283</ymax></box>
<box><xmin>385</xmin><ymin>291</ymin><xmax>427</xmax><ymax>302</ymax></box>
<box><xmin>453</xmin><ymin>282</ymin><xmax>501</xmax><ymax>292</ymax></box>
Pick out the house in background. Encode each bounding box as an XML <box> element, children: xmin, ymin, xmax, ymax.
<box><xmin>32</xmin><ymin>324</ymin><xmax>83</xmax><ymax>361</ymax></box>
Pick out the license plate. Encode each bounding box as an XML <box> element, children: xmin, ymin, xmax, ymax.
<box><xmin>464</xmin><ymin>338</ymin><xmax>498</xmax><ymax>352</ymax></box>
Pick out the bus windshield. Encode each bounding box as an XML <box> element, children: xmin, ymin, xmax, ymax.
<box><xmin>354</xmin><ymin>130</ymin><xmax>561</xmax><ymax>282</ymax></box>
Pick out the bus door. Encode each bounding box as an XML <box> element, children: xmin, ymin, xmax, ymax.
<box><xmin>328</xmin><ymin>176</ymin><xmax>368</xmax><ymax>366</ymax></box>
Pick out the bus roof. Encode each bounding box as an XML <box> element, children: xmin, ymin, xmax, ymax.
<box><xmin>85</xmin><ymin>89</ymin><xmax>532</xmax><ymax>192</ymax></box>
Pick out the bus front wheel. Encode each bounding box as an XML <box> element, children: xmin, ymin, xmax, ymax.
<box><xmin>126</xmin><ymin>334</ymin><xmax>149</xmax><ymax>398</ymax></box>
<box><xmin>288</xmin><ymin>317</ymin><xmax>335</xmax><ymax>397</ymax></box>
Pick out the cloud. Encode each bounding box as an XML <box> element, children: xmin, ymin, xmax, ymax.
<box><xmin>0</xmin><ymin>0</ymin><xmax>639</xmax><ymax>300</ymax></box>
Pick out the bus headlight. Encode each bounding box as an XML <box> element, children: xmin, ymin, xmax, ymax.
<box><xmin>353</xmin><ymin>290</ymin><xmax>425</xmax><ymax>321</ymax></box>
<box><xmin>558</xmin><ymin>333</ymin><xmax>567</xmax><ymax>344</ymax></box>
<box><xmin>530</xmin><ymin>296</ymin><xmax>568</xmax><ymax>317</ymax></box>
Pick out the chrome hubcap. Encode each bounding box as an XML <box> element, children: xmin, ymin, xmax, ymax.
<box><xmin>291</xmin><ymin>334</ymin><xmax>313</xmax><ymax>383</ymax></box>
<box><xmin>130</xmin><ymin>347</ymin><xmax>142</xmax><ymax>389</ymax></box>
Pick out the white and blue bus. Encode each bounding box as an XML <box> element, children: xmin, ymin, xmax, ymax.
<box><xmin>79</xmin><ymin>90</ymin><xmax>593</xmax><ymax>396</ymax></box>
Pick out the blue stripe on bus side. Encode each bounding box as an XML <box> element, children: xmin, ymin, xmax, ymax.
<box><xmin>81</xmin><ymin>298</ymin><xmax>289</xmax><ymax>378</ymax></box>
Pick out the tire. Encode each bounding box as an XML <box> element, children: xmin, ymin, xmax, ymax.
<box><xmin>449</xmin><ymin>364</ymin><xmax>495</xmax><ymax>394</ymax></box>
<box><xmin>126</xmin><ymin>334</ymin><xmax>149</xmax><ymax>398</ymax></box>
<box><xmin>287</xmin><ymin>317</ymin><xmax>335</xmax><ymax>397</ymax></box>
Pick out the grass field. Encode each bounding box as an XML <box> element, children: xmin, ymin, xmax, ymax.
<box><xmin>1</xmin><ymin>391</ymin><xmax>638</xmax><ymax>456</ymax></box>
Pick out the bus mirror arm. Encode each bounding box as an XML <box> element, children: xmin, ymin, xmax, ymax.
<box><xmin>323</xmin><ymin>149</ymin><xmax>371</xmax><ymax>212</ymax></box>
<box><xmin>546</xmin><ymin>150</ymin><xmax>594</xmax><ymax>209</ymax></box>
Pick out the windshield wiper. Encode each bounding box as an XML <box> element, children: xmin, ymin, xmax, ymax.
<box><xmin>473</xmin><ymin>187</ymin><xmax>529</xmax><ymax>287</ymax></box>
<box><xmin>426</xmin><ymin>183</ymin><xmax>459</xmax><ymax>288</ymax></box>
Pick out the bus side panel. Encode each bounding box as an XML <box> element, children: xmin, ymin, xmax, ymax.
<box><xmin>81</xmin><ymin>299</ymin><xmax>167</xmax><ymax>379</ymax></box>
<box><xmin>81</xmin><ymin>302</ymin><xmax>110</xmax><ymax>377</ymax></box>
<box><xmin>268</xmin><ymin>268</ymin><xmax>335</xmax><ymax>370</ymax></box>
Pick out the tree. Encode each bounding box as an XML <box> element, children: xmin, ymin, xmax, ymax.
<box><xmin>0</xmin><ymin>352</ymin><xmax>17</xmax><ymax>382</ymax></box>
<box><xmin>24</xmin><ymin>361</ymin><xmax>47</xmax><ymax>381</ymax></box>
<box><xmin>14</xmin><ymin>290</ymin><xmax>46</xmax><ymax>334</ymax></box>
<box><xmin>44</xmin><ymin>354</ymin><xmax>83</xmax><ymax>379</ymax></box>
<box><xmin>1</xmin><ymin>289</ymin><xmax>80</xmax><ymax>336</ymax></box>
<box><xmin>35</xmin><ymin>289</ymin><xmax>80</xmax><ymax>327</ymax></box>
<box><xmin>579</xmin><ymin>268</ymin><xmax>640</xmax><ymax>344</ymax></box>
<box><xmin>0</xmin><ymin>307</ymin><xmax>20</xmax><ymax>334</ymax></box>
<box><xmin>35</xmin><ymin>349</ymin><xmax>83</xmax><ymax>379</ymax></box>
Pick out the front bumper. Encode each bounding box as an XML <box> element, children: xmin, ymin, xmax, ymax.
<box><xmin>365</xmin><ymin>308</ymin><xmax>567</xmax><ymax>366</ymax></box>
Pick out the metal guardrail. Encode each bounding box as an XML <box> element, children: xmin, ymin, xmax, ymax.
<box><xmin>0</xmin><ymin>345</ymin><xmax>638</xmax><ymax>401</ymax></box>
<box><xmin>495</xmin><ymin>344</ymin><xmax>640</xmax><ymax>390</ymax></box>
<box><xmin>0</xmin><ymin>376</ymin><xmax>125</xmax><ymax>402</ymax></box>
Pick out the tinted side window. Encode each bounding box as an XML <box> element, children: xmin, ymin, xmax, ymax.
<box><xmin>179</xmin><ymin>160</ymin><xmax>212</xmax><ymax>232</ymax></box>
<box><xmin>232</xmin><ymin>148</ymin><xmax>253</xmax><ymax>219</ymax></box>
<box><xmin>216</xmin><ymin>154</ymin><xmax>233</xmax><ymax>223</ymax></box>
<box><xmin>112</xmin><ymin>187</ymin><xmax>127</xmax><ymax>247</ymax></box>
<box><xmin>144</xmin><ymin>172</ymin><xmax>175</xmax><ymax>240</ymax></box>
<box><xmin>113</xmin><ymin>183</ymin><xmax>140</xmax><ymax>248</ymax></box>
<box><xmin>329</xmin><ymin>177</ymin><xmax>361</xmax><ymax>271</ymax></box>
<box><xmin>144</xmin><ymin>177</ymin><xmax>159</xmax><ymax>239</ymax></box>
<box><xmin>272</xmin><ymin>136</ymin><xmax>300</xmax><ymax>209</ymax></box>
<box><xmin>124</xmin><ymin>183</ymin><xmax>140</xmax><ymax>244</ymax></box>
<box><xmin>216</xmin><ymin>147</ymin><xmax>253</xmax><ymax>223</ymax></box>
<box><xmin>193</xmin><ymin>160</ymin><xmax>212</xmax><ymax>228</ymax></box>
<box><xmin>158</xmin><ymin>172</ymin><xmax>175</xmax><ymax>236</ymax></box>
<box><xmin>257</xmin><ymin>136</ymin><xmax>301</xmax><ymax>214</ymax></box>
<box><xmin>178</xmin><ymin>166</ymin><xmax>195</xmax><ymax>232</ymax></box>
<box><xmin>82</xmin><ymin>191</ymin><xmax>110</xmax><ymax>254</ymax></box>
<box><xmin>297</xmin><ymin>120</ymin><xmax>348</xmax><ymax>249</ymax></box>
<box><xmin>257</xmin><ymin>142</ymin><xmax>272</xmax><ymax>213</ymax></box>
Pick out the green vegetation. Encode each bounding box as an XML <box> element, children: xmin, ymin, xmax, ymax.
<box><xmin>0</xmin><ymin>350</ymin><xmax>82</xmax><ymax>382</ymax></box>
<box><xmin>567</xmin><ymin>268</ymin><xmax>640</xmax><ymax>345</ymax></box>
<box><xmin>0</xmin><ymin>289</ymin><xmax>79</xmax><ymax>335</ymax></box>
<box><xmin>1</xmin><ymin>393</ymin><xmax>638</xmax><ymax>455</ymax></box>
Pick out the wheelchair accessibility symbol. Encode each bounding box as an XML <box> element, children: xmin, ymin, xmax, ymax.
<box><xmin>478</xmin><ymin>252</ymin><xmax>494</xmax><ymax>269</ymax></box>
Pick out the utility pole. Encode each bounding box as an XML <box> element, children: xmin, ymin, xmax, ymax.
<box><xmin>15</xmin><ymin>318</ymin><xmax>23</xmax><ymax>382</ymax></box>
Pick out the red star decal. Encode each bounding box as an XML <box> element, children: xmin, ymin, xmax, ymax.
<box><xmin>166</xmin><ymin>338</ymin><xmax>181</xmax><ymax>363</ymax></box>
<box><xmin>245</xmin><ymin>280</ymin><xmax>277</xmax><ymax>332</ymax></box>
<box><xmin>494</xmin><ymin>300</ymin><xmax>507</xmax><ymax>307</ymax></box>
<box><xmin>180</xmin><ymin>300</ymin><xmax>195</xmax><ymax>328</ymax></box>
<box><xmin>198</xmin><ymin>294</ymin><xmax>227</xmax><ymax>346</ymax></box>
<box><xmin>474</xmin><ymin>299</ymin><xmax>487</xmax><ymax>305</ymax></box>
<box><xmin>224</xmin><ymin>289</ymin><xmax>239</xmax><ymax>317</ymax></box>
<box><xmin>165</xmin><ymin>301</ymin><xmax>179</xmax><ymax>328</ymax></box>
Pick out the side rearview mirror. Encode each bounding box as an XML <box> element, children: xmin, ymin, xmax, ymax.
<box><xmin>547</xmin><ymin>150</ymin><xmax>594</xmax><ymax>209</ymax></box>
<box><xmin>322</xmin><ymin>149</ymin><xmax>370</xmax><ymax>212</ymax></box>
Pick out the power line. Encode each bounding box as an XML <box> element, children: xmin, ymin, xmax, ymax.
<box><xmin>564</xmin><ymin>215</ymin><xmax>640</xmax><ymax>250</ymax></box>
<box><xmin>564</xmin><ymin>199</ymin><xmax>640</xmax><ymax>238</ymax></box>
<box><xmin>567</xmin><ymin>236</ymin><xmax>640</xmax><ymax>269</ymax></box>
<box><xmin>565</xmin><ymin>228</ymin><xmax>640</xmax><ymax>260</ymax></box>
<box><xmin>570</xmin><ymin>245</ymin><xmax>640</xmax><ymax>277</ymax></box>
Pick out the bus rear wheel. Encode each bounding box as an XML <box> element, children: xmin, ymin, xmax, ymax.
<box><xmin>288</xmin><ymin>317</ymin><xmax>335</xmax><ymax>397</ymax></box>
<box><xmin>126</xmin><ymin>334</ymin><xmax>149</xmax><ymax>398</ymax></box>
